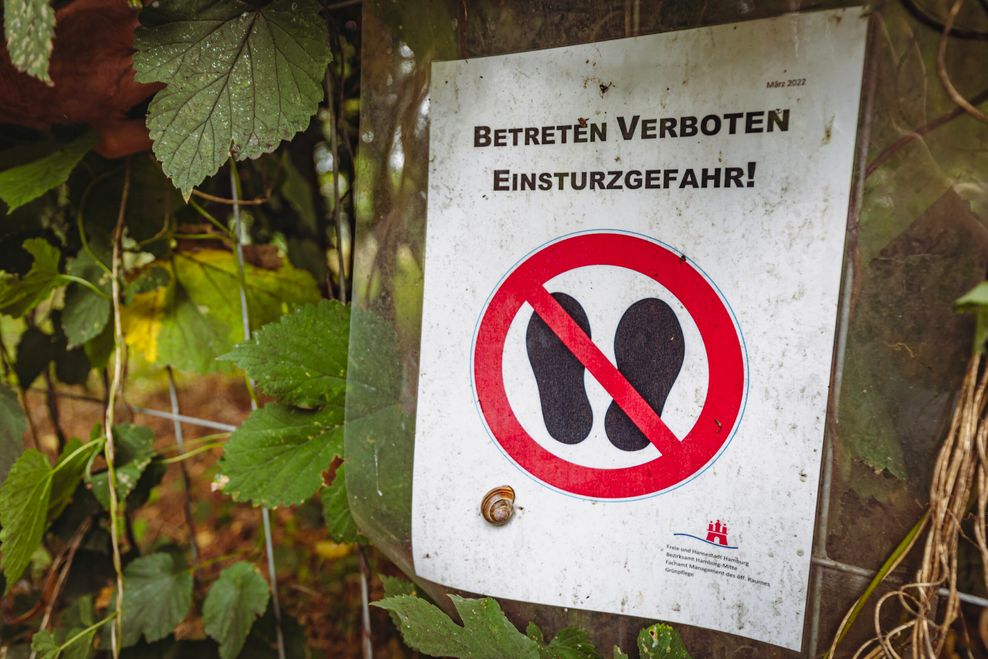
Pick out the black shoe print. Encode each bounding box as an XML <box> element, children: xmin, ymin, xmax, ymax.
<box><xmin>605</xmin><ymin>298</ymin><xmax>685</xmax><ymax>451</ymax></box>
<box><xmin>526</xmin><ymin>292</ymin><xmax>593</xmax><ymax>445</ymax></box>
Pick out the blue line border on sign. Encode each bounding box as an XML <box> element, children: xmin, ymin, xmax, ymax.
<box><xmin>468</xmin><ymin>228</ymin><xmax>750</xmax><ymax>502</ymax></box>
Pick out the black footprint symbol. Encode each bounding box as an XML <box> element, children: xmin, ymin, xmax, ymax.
<box><xmin>526</xmin><ymin>292</ymin><xmax>593</xmax><ymax>444</ymax></box>
<box><xmin>605</xmin><ymin>298</ymin><xmax>685</xmax><ymax>451</ymax></box>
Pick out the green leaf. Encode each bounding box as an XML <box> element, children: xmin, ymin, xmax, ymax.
<box><xmin>0</xmin><ymin>133</ymin><xmax>97</xmax><ymax>212</ymax></box>
<box><xmin>0</xmin><ymin>382</ymin><xmax>26</xmax><ymax>483</ymax></box>
<box><xmin>119</xmin><ymin>553</ymin><xmax>194</xmax><ymax>647</ymax></box>
<box><xmin>49</xmin><ymin>438</ymin><xmax>102</xmax><ymax>521</ymax></box>
<box><xmin>0</xmin><ymin>449</ymin><xmax>52</xmax><ymax>592</ymax></box>
<box><xmin>0</xmin><ymin>238</ymin><xmax>63</xmax><ymax>317</ymax></box>
<box><xmin>636</xmin><ymin>623</ymin><xmax>691</xmax><ymax>659</ymax></box>
<box><xmin>83</xmin><ymin>319</ymin><xmax>116</xmax><ymax>370</ymax></box>
<box><xmin>203</xmin><ymin>562</ymin><xmax>270</xmax><ymax>659</ymax></box>
<box><xmin>957</xmin><ymin>281</ymin><xmax>988</xmax><ymax>307</ymax></box>
<box><xmin>60</xmin><ymin>595</ymin><xmax>97</xmax><ymax>659</ymax></box>
<box><xmin>30</xmin><ymin>630</ymin><xmax>59</xmax><ymax>659</ymax></box>
<box><xmin>86</xmin><ymin>425</ymin><xmax>155</xmax><ymax>510</ymax></box>
<box><xmin>122</xmin><ymin>249</ymin><xmax>320</xmax><ymax>373</ymax></box>
<box><xmin>527</xmin><ymin>624</ymin><xmax>599</xmax><ymax>659</ymax></box>
<box><xmin>379</xmin><ymin>575</ymin><xmax>416</xmax><ymax>630</ymax></box>
<box><xmin>611</xmin><ymin>647</ymin><xmax>629</xmax><ymax>659</ymax></box>
<box><xmin>280</xmin><ymin>152</ymin><xmax>318</xmax><ymax>235</ymax></box>
<box><xmin>62</xmin><ymin>251</ymin><xmax>111</xmax><ymax>348</ymax></box>
<box><xmin>124</xmin><ymin>265</ymin><xmax>170</xmax><ymax>304</ymax></box>
<box><xmin>3</xmin><ymin>0</ymin><xmax>54</xmax><ymax>83</ymax></box>
<box><xmin>14</xmin><ymin>326</ymin><xmax>55</xmax><ymax>387</ymax></box>
<box><xmin>373</xmin><ymin>594</ymin><xmax>540</xmax><ymax>659</ymax></box>
<box><xmin>220</xmin><ymin>403</ymin><xmax>343</xmax><ymax>507</ymax></box>
<box><xmin>133</xmin><ymin>0</ymin><xmax>331</xmax><ymax>196</ymax></box>
<box><xmin>62</xmin><ymin>593</ymin><xmax>95</xmax><ymax>629</ymax></box>
<box><xmin>221</xmin><ymin>300</ymin><xmax>349</xmax><ymax>407</ymax></box>
<box><xmin>61</xmin><ymin>627</ymin><xmax>97</xmax><ymax>659</ymax></box>
<box><xmin>53</xmin><ymin>340</ymin><xmax>91</xmax><ymax>386</ymax></box>
<box><xmin>957</xmin><ymin>281</ymin><xmax>988</xmax><ymax>353</ymax></box>
<box><xmin>380</xmin><ymin>574</ymin><xmax>416</xmax><ymax>598</ymax></box>
<box><xmin>347</xmin><ymin>306</ymin><xmax>402</xmax><ymax>418</ymax></box>
<box><xmin>322</xmin><ymin>463</ymin><xmax>358</xmax><ymax>543</ymax></box>
<box><xmin>343</xmin><ymin>308</ymin><xmax>413</xmax><ymax>545</ymax></box>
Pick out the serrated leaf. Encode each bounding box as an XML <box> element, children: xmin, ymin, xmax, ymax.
<box><xmin>203</xmin><ymin>562</ymin><xmax>270</xmax><ymax>659</ymax></box>
<box><xmin>322</xmin><ymin>463</ymin><xmax>358</xmax><ymax>543</ymax></box>
<box><xmin>636</xmin><ymin>623</ymin><xmax>691</xmax><ymax>659</ymax></box>
<box><xmin>343</xmin><ymin>308</ymin><xmax>413</xmax><ymax>545</ymax></box>
<box><xmin>0</xmin><ymin>382</ymin><xmax>26</xmax><ymax>483</ymax></box>
<box><xmin>118</xmin><ymin>553</ymin><xmax>194</xmax><ymax>647</ymax></box>
<box><xmin>347</xmin><ymin>305</ymin><xmax>401</xmax><ymax>418</ymax></box>
<box><xmin>0</xmin><ymin>449</ymin><xmax>52</xmax><ymax>592</ymax></box>
<box><xmin>86</xmin><ymin>425</ymin><xmax>155</xmax><ymax>510</ymax></box>
<box><xmin>133</xmin><ymin>0</ymin><xmax>331</xmax><ymax>196</ymax></box>
<box><xmin>527</xmin><ymin>624</ymin><xmax>599</xmax><ymax>659</ymax></box>
<box><xmin>0</xmin><ymin>133</ymin><xmax>97</xmax><ymax>212</ymax></box>
<box><xmin>220</xmin><ymin>403</ymin><xmax>343</xmax><ymax>507</ymax></box>
<box><xmin>221</xmin><ymin>300</ymin><xmax>349</xmax><ymax>407</ymax></box>
<box><xmin>379</xmin><ymin>575</ymin><xmax>416</xmax><ymax>630</ymax></box>
<box><xmin>62</xmin><ymin>252</ymin><xmax>111</xmax><ymax>348</ymax></box>
<box><xmin>0</xmin><ymin>238</ymin><xmax>64</xmax><ymax>317</ymax></box>
<box><xmin>30</xmin><ymin>630</ymin><xmax>59</xmax><ymax>659</ymax></box>
<box><xmin>380</xmin><ymin>575</ymin><xmax>416</xmax><ymax>598</ymax></box>
<box><xmin>3</xmin><ymin>0</ymin><xmax>54</xmax><ymax>83</ymax></box>
<box><xmin>122</xmin><ymin>249</ymin><xmax>319</xmax><ymax>373</ymax></box>
<box><xmin>373</xmin><ymin>594</ymin><xmax>540</xmax><ymax>659</ymax></box>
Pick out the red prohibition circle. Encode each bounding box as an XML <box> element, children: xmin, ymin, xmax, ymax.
<box><xmin>472</xmin><ymin>232</ymin><xmax>746</xmax><ymax>499</ymax></box>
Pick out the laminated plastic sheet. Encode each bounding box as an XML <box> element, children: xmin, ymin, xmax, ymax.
<box><xmin>345</xmin><ymin>1</ymin><xmax>988</xmax><ymax>655</ymax></box>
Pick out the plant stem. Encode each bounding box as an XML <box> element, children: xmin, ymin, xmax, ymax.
<box><xmin>59</xmin><ymin>274</ymin><xmax>110</xmax><ymax>299</ymax></box>
<box><xmin>189</xmin><ymin>198</ymin><xmax>235</xmax><ymax>237</ymax></box>
<box><xmin>58</xmin><ymin>611</ymin><xmax>119</xmax><ymax>654</ymax></box>
<box><xmin>50</xmin><ymin>439</ymin><xmax>105</xmax><ymax>477</ymax></box>
<box><xmin>104</xmin><ymin>158</ymin><xmax>131</xmax><ymax>659</ymax></box>
<box><xmin>158</xmin><ymin>432</ymin><xmax>230</xmax><ymax>453</ymax></box>
<box><xmin>157</xmin><ymin>441</ymin><xmax>227</xmax><ymax>465</ymax></box>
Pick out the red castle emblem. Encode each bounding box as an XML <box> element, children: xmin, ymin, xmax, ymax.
<box><xmin>705</xmin><ymin>519</ymin><xmax>729</xmax><ymax>546</ymax></box>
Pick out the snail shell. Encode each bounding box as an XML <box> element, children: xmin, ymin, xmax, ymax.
<box><xmin>481</xmin><ymin>486</ymin><xmax>516</xmax><ymax>526</ymax></box>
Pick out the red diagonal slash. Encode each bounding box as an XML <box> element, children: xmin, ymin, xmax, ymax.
<box><xmin>526</xmin><ymin>284</ymin><xmax>680</xmax><ymax>456</ymax></box>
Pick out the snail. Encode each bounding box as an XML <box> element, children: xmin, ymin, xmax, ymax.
<box><xmin>481</xmin><ymin>486</ymin><xmax>516</xmax><ymax>526</ymax></box>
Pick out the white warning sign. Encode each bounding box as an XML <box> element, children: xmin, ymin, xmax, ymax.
<box><xmin>411</xmin><ymin>9</ymin><xmax>867</xmax><ymax>650</ymax></box>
